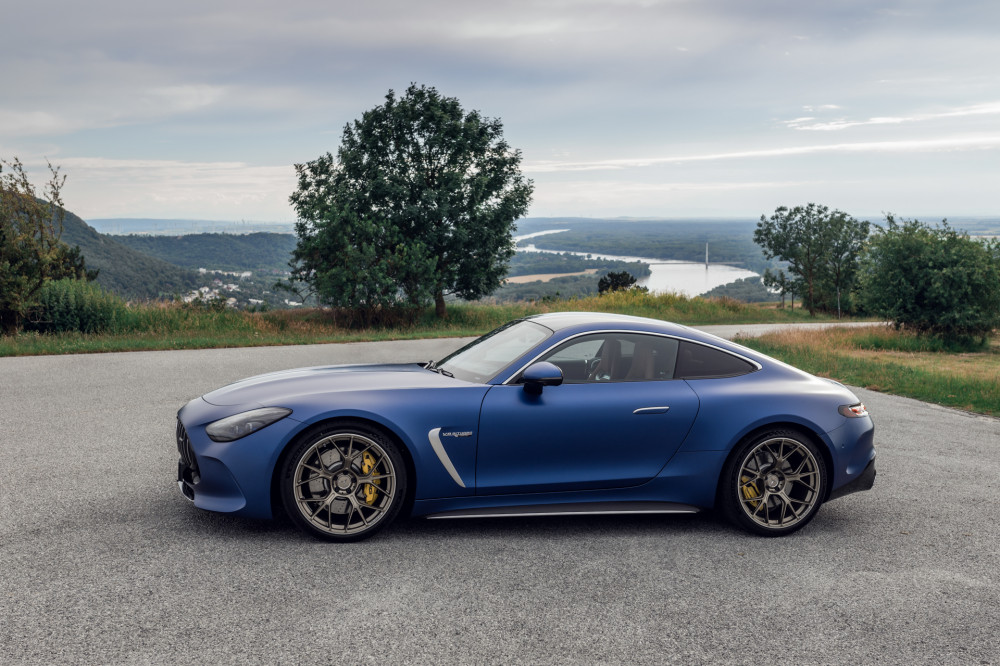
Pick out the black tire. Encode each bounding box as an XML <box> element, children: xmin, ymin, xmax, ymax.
<box><xmin>719</xmin><ymin>428</ymin><xmax>827</xmax><ymax>537</ymax></box>
<box><xmin>280</xmin><ymin>421</ymin><xmax>407</xmax><ymax>542</ymax></box>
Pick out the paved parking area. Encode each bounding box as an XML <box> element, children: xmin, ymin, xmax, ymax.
<box><xmin>1</xmin><ymin>336</ymin><xmax>998</xmax><ymax>664</ymax></box>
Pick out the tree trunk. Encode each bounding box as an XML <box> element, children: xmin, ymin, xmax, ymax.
<box><xmin>435</xmin><ymin>290</ymin><xmax>446</xmax><ymax>318</ymax></box>
<box><xmin>807</xmin><ymin>275</ymin><xmax>815</xmax><ymax>317</ymax></box>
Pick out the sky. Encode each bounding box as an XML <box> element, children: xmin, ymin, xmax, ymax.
<box><xmin>2</xmin><ymin>0</ymin><xmax>998</xmax><ymax>222</ymax></box>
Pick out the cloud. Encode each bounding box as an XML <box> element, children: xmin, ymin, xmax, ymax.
<box><xmin>0</xmin><ymin>83</ymin><xmax>232</xmax><ymax>138</ymax></box>
<box><xmin>524</xmin><ymin>135</ymin><xmax>1000</xmax><ymax>172</ymax></box>
<box><xmin>785</xmin><ymin>101</ymin><xmax>1000</xmax><ymax>131</ymax></box>
<box><xmin>41</xmin><ymin>157</ymin><xmax>297</xmax><ymax>220</ymax></box>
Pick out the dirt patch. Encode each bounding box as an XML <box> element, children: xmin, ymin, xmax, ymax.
<box><xmin>505</xmin><ymin>268</ymin><xmax>599</xmax><ymax>284</ymax></box>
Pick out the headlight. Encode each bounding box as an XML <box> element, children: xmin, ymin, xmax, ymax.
<box><xmin>206</xmin><ymin>407</ymin><xmax>293</xmax><ymax>442</ymax></box>
<box><xmin>838</xmin><ymin>402</ymin><xmax>869</xmax><ymax>418</ymax></box>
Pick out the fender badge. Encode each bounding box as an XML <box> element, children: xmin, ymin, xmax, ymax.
<box><xmin>442</xmin><ymin>431</ymin><xmax>473</xmax><ymax>438</ymax></box>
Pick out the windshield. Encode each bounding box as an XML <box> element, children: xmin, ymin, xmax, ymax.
<box><xmin>438</xmin><ymin>320</ymin><xmax>552</xmax><ymax>383</ymax></box>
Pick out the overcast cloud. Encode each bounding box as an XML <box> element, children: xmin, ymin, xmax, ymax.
<box><xmin>2</xmin><ymin>0</ymin><xmax>997</xmax><ymax>220</ymax></box>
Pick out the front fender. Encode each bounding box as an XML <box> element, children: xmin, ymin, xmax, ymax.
<box><xmin>273</xmin><ymin>386</ymin><xmax>490</xmax><ymax>500</ymax></box>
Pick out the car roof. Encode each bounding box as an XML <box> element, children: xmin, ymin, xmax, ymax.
<box><xmin>524</xmin><ymin>311</ymin><xmax>687</xmax><ymax>334</ymax></box>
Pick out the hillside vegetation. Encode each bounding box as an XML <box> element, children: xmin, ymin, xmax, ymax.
<box><xmin>59</xmin><ymin>208</ymin><xmax>202</xmax><ymax>299</ymax></box>
<box><xmin>113</xmin><ymin>232</ymin><xmax>297</xmax><ymax>272</ymax></box>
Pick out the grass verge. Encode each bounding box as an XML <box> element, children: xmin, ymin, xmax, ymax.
<box><xmin>2</xmin><ymin>291</ymin><xmax>834</xmax><ymax>357</ymax></box>
<box><xmin>737</xmin><ymin>326</ymin><xmax>1000</xmax><ymax>417</ymax></box>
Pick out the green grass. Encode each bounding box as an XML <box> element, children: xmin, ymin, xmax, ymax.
<box><xmin>1</xmin><ymin>291</ymin><xmax>831</xmax><ymax>357</ymax></box>
<box><xmin>738</xmin><ymin>326</ymin><xmax>1000</xmax><ymax>417</ymax></box>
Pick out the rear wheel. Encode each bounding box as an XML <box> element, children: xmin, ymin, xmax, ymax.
<box><xmin>280</xmin><ymin>422</ymin><xmax>406</xmax><ymax>542</ymax></box>
<box><xmin>720</xmin><ymin>429</ymin><xmax>826</xmax><ymax>536</ymax></box>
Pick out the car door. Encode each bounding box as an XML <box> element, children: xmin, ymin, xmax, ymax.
<box><xmin>475</xmin><ymin>333</ymin><xmax>701</xmax><ymax>495</ymax></box>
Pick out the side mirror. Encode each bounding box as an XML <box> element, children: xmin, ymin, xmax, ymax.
<box><xmin>522</xmin><ymin>362</ymin><xmax>563</xmax><ymax>395</ymax></box>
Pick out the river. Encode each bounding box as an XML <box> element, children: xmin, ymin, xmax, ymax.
<box><xmin>514</xmin><ymin>229</ymin><xmax>759</xmax><ymax>297</ymax></box>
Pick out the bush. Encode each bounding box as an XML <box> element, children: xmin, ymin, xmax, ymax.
<box><xmin>26</xmin><ymin>279</ymin><xmax>128</xmax><ymax>334</ymax></box>
<box><xmin>859</xmin><ymin>217</ymin><xmax>1000</xmax><ymax>342</ymax></box>
<box><xmin>598</xmin><ymin>271</ymin><xmax>647</xmax><ymax>294</ymax></box>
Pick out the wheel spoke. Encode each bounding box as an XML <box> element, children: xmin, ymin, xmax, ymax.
<box><xmin>750</xmin><ymin>492</ymin><xmax>769</xmax><ymax>517</ymax></box>
<box><xmin>788</xmin><ymin>475</ymin><xmax>818</xmax><ymax>493</ymax></box>
<box><xmin>310</xmin><ymin>497</ymin><xmax>331</xmax><ymax>518</ymax></box>
<box><xmin>301</xmin><ymin>462</ymin><xmax>325</xmax><ymax>477</ymax></box>
<box><xmin>346</xmin><ymin>494</ymin><xmax>370</xmax><ymax>527</ymax></box>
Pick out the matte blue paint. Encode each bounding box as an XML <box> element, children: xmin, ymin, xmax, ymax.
<box><xmin>476</xmin><ymin>380</ymin><xmax>699</xmax><ymax>494</ymax></box>
<box><xmin>175</xmin><ymin>313</ymin><xmax>876</xmax><ymax>529</ymax></box>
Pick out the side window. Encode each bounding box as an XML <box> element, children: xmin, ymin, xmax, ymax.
<box><xmin>541</xmin><ymin>335</ymin><xmax>605</xmax><ymax>382</ymax></box>
<box><xmin>540</xmin><ymin>334</ymin><xmax>679</xmax><ymax>383</ymax></box>
<box><xmin>675</xmin><ymin>341</ymin><xmax>755</xmax><ymax>379</ymax></box>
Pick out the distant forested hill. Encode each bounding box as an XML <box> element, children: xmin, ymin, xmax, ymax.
<box><xmin>58</xmin><ymin>209</ymin><xmax>202</xmax><ymax>299</ymax></box>
<box><xmin>506</xmin><ymin>251</ymin><xmax>650</xmax><ymax>278</ymax></box>
<box><xmin>516</xmin><ymin>218</ymin><xmax>769</xmax><ymax>274</ymax></box>
<box><xmin>113</xmin><ymin>232</ymin><xmax>298</xmax><ymax>272</ymax></box>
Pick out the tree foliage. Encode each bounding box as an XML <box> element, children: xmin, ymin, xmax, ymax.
<box><xmin>859</xmin><ymin>216</ymin><xmax>1000</xmax><ymax>341</ymax></box>
<box><xmin>0</xmin><ymin>158</ymin><xmax>94</xmax><ymax>334</ymax></box>
<box><xmin>754</xmin><ymin>204</ymin><xmax>869</xmax><ymax>316</ymax></box>
<box><xmin>701</xmin><ymin>276</ymin><xmax>774</xmax><ymax>303</ymax></box>
<box><xmin>287</xmin><ymin>84</ymin><xmax>533</xmax><ymax>323</ymax></box>
<box><xmin>598</xmin><ymin>270</ymin><xmax>647</xmax><ymax>294</ymax></box>
<box><xmin>761</xmin><ymin>268</ymin><xmax>795</xmax><ymax>308</ymax></box>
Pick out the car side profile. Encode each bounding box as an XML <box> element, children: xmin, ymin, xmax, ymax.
<box><xmin>176</xmin><ymin>313</ymin><xmax>876</xmax><ymax>541</ymax></box>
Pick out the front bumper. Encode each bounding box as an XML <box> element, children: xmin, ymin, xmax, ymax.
<box><xmin>175</xmin><ymin>398</ymin><xmax>301</xmax><ymax>519</ymax></box>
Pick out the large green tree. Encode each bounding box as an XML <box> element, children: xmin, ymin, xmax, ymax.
<box><xmin>288</xmin><ymin>84</ymin><xmax>533</xmax><ymax>320</ymax></box>
<box><xmin>859</xmin><ymin>216</ymin><xmax>1000</xmax><ymax>341</ymax></box>
<box><xmin>754</xmin><ymin>203</ymin><xmax>868</xmax><ymax>316</ymax></box>
<box><xmin>1</xmin><ymin>158</ymin><xmax>93</xmax><ymax>334</ymax></box>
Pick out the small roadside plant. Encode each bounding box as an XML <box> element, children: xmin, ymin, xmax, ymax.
<box><xmin>26</xmin><ymin>278</ymin><xmax>127</xmax><ymax>334</ymax></box>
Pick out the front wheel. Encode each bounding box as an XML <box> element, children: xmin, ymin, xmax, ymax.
<box><xmin>720</xmin><ymin>429</ymin><xmax>827</xmax><ymax>537</ymax></box>
<box><xmin>280</xmin><ymin>422</ymin><xmax>407</xmax><ymax>542</ymax></box>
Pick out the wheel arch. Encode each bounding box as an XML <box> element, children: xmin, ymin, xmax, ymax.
<box><xmin>714</xmin><ymin>420</ymin><xmax>835</xmax><ymax>506</ymax></box>
<box><xmin>269</xmin><ymin>415</ymin><xmax>419</xmax><ymax>521</ymax></box>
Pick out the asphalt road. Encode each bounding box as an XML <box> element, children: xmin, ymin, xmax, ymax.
<box><xmin>1</xmin><ymin>333</ymin><xmax>998</xmax><ymax>665</ymax></box>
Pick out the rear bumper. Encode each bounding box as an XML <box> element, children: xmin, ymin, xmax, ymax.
<box><xmin>828</xmin><ymin>455</ymin><xmax>876</xmax><ymax>501</ymax></box>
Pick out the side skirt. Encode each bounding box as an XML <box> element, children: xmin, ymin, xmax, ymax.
<box><xmin>424</xmin><ymin>501</ymin><xmax>700</xmax><ymax>520</ymax></box>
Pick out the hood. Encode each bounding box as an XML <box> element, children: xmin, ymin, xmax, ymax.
<box><xmin>202</xmin><ymin>363</ymin><xmax>464</xmax><ymax>407</ymax></box>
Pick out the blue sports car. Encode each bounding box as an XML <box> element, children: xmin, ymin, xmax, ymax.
<box><xmin>176</xmin><ymin>312</ymin><xmax>876</xmax><ymax>541</ymax></box>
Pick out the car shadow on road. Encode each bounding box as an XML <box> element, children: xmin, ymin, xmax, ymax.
<box><xmin>164</xmin><ymin>498</ymin><xmax>728</xmax><ymax>544</ymax></box>
<box><xmin>158</xmin><ymin>494</ymin><xmax>865</xmax><ymax>546</ymax></box>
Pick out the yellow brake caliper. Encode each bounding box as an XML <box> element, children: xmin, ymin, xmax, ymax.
<box><xmin>741</xmin><ymin>475</ymin><xmax>761</xmax><ymax>509</ymax></box>
<box><xmin>362</xmin><ymin>451</ymin><xmax>379</xmax><ymax>505</ymax></box>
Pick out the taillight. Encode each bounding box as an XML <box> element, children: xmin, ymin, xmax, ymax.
<box><xmin>838</xmin><ymin>402</ymin><xmax>869</xmax><ymax>418</ymax></box>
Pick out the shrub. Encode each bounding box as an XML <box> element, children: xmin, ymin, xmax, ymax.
<box><xmin>598</xmin><ymin>271</ymin><xmax>647</xmax><ymax>294</ymax></box>
<box><xmin>859</xmin><ymin>217</ymin><xmax>1000</xmax><ymax>342</ymax></box>
<box><xmin>26</xmin><ymin>279</ymin><xmax>128</xmax><ymax>334</ymax></box>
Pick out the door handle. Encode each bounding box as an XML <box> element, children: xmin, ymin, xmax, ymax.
<box><xmin>633</xmin><ymin>406</ymin><xmax>670</xmax><ymax>415</ymax></box>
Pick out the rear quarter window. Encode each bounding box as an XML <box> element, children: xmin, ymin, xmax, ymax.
<box><xmin>675</xmin><ymin>341</ymin><xmax>756</xmax><ymax>379</ymax></box>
